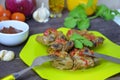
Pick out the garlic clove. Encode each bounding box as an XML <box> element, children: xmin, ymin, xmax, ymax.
<box><xmin>0</xmin><ymin>50</ymin><xmax>8</xmax><ymax>59</ymax></box>
<box><xmin>1</xmin><ymin>51</ymin><xmax>15</xmax><ymax>61</ymax></box>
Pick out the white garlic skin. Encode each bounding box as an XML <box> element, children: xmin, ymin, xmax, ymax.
<box><xmin>33</xmin><ymin>2</ymin><xmax>50</xmax><ymax>23</ymax></box>
<box><xmin>38</xmin><ymin>6</ymin><xmax>50</xmax><ymax>22</ymax></box>
<box><xmin>0</xmin><ymin>50</ymin><xmax>7</xmax><ymax>59</ymax></box>
<box><xmin>0</xmin><ymin>50</ymin><xmax>15</xmax><ymax>61</ymax></box>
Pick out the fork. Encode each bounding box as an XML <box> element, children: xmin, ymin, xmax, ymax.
<box><xmin>1</xmin><ymin>55</ymin><xmax>57</xmax><ymax>80</ymax></box>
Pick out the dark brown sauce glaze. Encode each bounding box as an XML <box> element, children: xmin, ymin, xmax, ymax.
<box><xmin>0</xmin><ymin>26</ymin><xmax>23</xmax><ymax>34</ymax></box>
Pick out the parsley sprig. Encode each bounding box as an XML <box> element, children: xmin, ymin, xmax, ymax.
<box><xmin>70</xmin><ymin>33</ymin><xmax>93</xmax><ymax>49</ymax></box>
<box><xmin>64</xmin><ymin>4</ymin><xmax>89</xmax><ymax>30</ymax></box>
<box><xmin>90</xmin><ymin>4</ymin><xmax>120</xmax><ymax>20</ymax></box>
<box><xmin>64</xmin><ymin>3</ymin><xmax>120</xmax><ymax>30</ymax></box>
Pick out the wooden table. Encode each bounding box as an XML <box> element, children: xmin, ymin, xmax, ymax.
<box><xmin>0</xmin><ymin>10</ymin><xmax>120</xmax><ymax>80</ymax></box>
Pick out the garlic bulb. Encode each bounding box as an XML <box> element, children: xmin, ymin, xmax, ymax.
<box><xmin>33</xmin><ymin>2</ymin><xmax>50</xmax><ymax>23</ymax></box>
<box><xmin>0</xmin><ymin>50</ymin><xmax>15</xmax><ymax>61</ymax></box>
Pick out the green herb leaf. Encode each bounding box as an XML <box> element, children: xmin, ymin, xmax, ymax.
<box><xmin>69</xmin><ymin>4</ymin><xmax>87</xmax><ymax>19</ymax></box>
<box><xmin>82</xmin><ymin>39</ymin><xmax>93</xmax><ymax>47</ymax></box>
<box><xmin>70</xmin><ymin>33</ymin><xmax>84</xmax><ymax>40</ymax></box>
<box><xmin>64</xmin><ymin>4</ymin><xmax>90</xmax><ymax>30</ymax></box>
<box><xmin>70</xmin><ymin>32</ymin><xmax>93</xmax><ymax>49</ymax></box>
<box><xmin>95</xmin><ymin>5</ymin><xmax>120</xmax><ymax>20</ymax></box>
<box><xmin>87</xmin><ymin>0</ymin><xmax>94</xmax><ymax>7</ymax></box>
<box><xmin>64</xmin><ymin>2</ymin><xmax>120</xmax><ymax>30</ymax></box>
<box><xmin>96</xmin><ymin>5</ymin><xmax>107</xmax><ymax>16</ymax></box>
<box><xmin>64</xmin><ymin>17</ymin><xmax>77</xmax><ymax>28</ymax></box>
<box><xmin>112</xmin><ymin>10</ymin><xmax>120</xmax><ymax>15</ymax></box>
<box><xmin>74</xmin><ymin>40</ymin><xmax>83</xmax><ymax>49</ymax></box>
<box><xmin>101</xmin><ymin>10</ymin><xmax>114</xmax><ymax>20</ymax></box>
<box><xmin>77</xmin><ymin>19</ymin><xmax>90</xmax><ymax>30</ymax></box>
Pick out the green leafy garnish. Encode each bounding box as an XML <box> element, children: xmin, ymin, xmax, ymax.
<box><xmin>68</xmin><ymin>4</ymin><xmax>87</xmax><ymax>19</ymax></box>
<box><xmin>77</xmin><ymin>18</ymin><xmax>90</xmax><ymax>30</ymax></box>
<box><xmin>64</xmin><ymin>0</ymin><xmax>120</xmax><ymax>30</ymax></box>
<box><xmin>64</xmin><ymin>17</ymin><xmax>77</xmax><ymax>28</ymax></box>
<box><xmin>82</xmin><ymin>39</ymin><xmax>93</xmax><ymax>47</ymax></box>
<box><xmin>74</xmin><ymin>40</ymin><xmax>83</xmax><ymax>49</ymax></box>
<box><xmin>86</xmin><ymin>0</ymin><xmax>94</xmax><ymax>7</ymax></box>
<box><xmin>70</xmin><ymin>33</ymin><xmax>93</xmax><ymax>49</ymax></box>
<box><xmin>64</xmin><ymin>4</ymin><xmax>89</xmax><ymax>30</ymax></box>
<box><xmin>90</xmin><ymin>4</ymin><xmax>120</xmax><ymax>20</ymax></box>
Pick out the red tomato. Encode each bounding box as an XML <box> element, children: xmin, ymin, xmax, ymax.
<box><xmin>0</xmin><ymin>4</ymin><xmax>4</xmax><ymax>13</ymax></box>
<box><xmin>0</xmin><ymin>10</ymin><xmax>11</xmax><ymax>18</ymax></box>
<box><xmin>11</xmin><ymin>12</ymin><xmax>26</xmax><ymax>22</ymax></box>
<box><xmin>0</xmin><ymin>16</ymin><xmax>9</xmax><ymax>21</ymax></box>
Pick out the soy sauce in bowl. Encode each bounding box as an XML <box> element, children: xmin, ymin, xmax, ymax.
<box><xmin>0</xmin><ymin>20</ymin><xmax>29</xmax><ymax>46</ymax></box>
<box><xmin>0</xmin><ymin>26</ymin><xmax>23</xmax><ymax>34</ymax></box>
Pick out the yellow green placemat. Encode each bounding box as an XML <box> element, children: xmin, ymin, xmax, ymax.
<box><xmin>19</xmin><ymin>27</ymin><xmax>120</xmax><ymax>80</ymax></box>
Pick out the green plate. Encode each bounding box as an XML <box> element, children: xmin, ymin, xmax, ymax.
<box><xmin>19</xmin><ymin>27</ymin><xmax>120</xmax><ymax>80</ymax></box>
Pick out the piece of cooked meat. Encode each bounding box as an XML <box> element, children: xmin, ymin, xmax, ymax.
<box><xmin>36</xmin><ymin>28</ymin><xmax>104</xmax><ymax>70</ymax></box>
<box><xmin>51</xmin><ymin>54</ymin><xmax>73</xmax><ymax>70</ymax></box>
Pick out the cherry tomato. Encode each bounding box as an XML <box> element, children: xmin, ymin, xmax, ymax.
<box><xmin>11</xmin><ymin>12</ymin><xmax>26</xmax><ymax>22</ymax></box>
<box><xmin>0</xmin><ymin>4</ymin><xmax>4</xmax><ymax>13</ymax></box>
<box><xmin>0</xmin><ymin>10</ymin><xmax>11</xmax><ymax>18</ymax></box>
<box><xmin>0</xmin><ymin>16</ymin><xmax>9</xmax><ymax>21</ymax></box>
